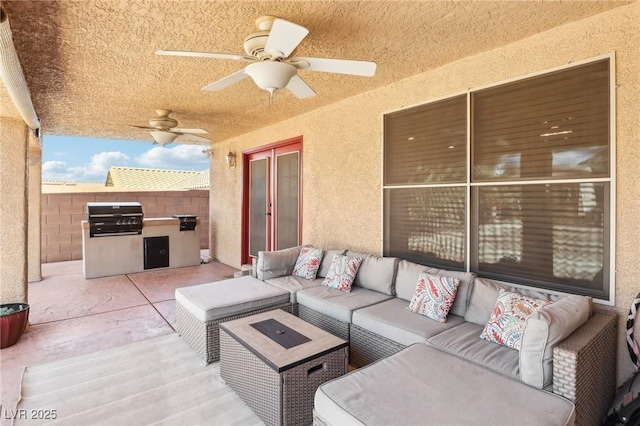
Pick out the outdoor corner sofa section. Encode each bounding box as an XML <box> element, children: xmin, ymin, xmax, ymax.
<box><xmin>176</xmin><ymin>245</ymin><xmax>617</xmax><ymax>425</ymax></box>
<box><xmin>257</xmin><ymin>246</ymin><xmax>617</xmax><ymax>425</ymax></box>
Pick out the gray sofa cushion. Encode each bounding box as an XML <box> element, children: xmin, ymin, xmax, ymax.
<box><xmin>264</xmin><ymin>276</ymin><xmax>321</xmax><ymax>304</ymax></box>
<box><xmin>296</xmin><ymin>285</ymin><xmax>392</xmax><ymax>323</ymax></box>
<box><xmin>432</xmin><ymin>269</ymin><xmax>476</xmax><ymax>317</ymax></box>
<box><xmin>520</xmin><ymin>294</ymin><xmax>592</xmax><ymax>388</ymax></box>
<box><xmin>314</xmin><ymin>343</ymin><xmax>575</xmax><ymax>426</ymax></box>
<box><xmin>427</xmin><ymin>321</ymin><xmax>520</xmax><ymax>380</ymax></box>
<box><xmin>175</xmin><ymin>276</ymin><xmax>290</xmax><ymax>322</ymax></box>
<box><xmin>394</xmin><ymin>260</ymin><xmax>439</xmax><ymax>301</ymax></box>
<box><xmin>394</xmin><ymin>260</ymin><xmax>475</xmax><ymax>317</ymax></box>
<box><xmin>464</xmin><ymin>277</ymin><xmax>562</xmax><ymax>326</ymax></box>
<box><xmin>317</xmin><ymin>249</ymin><xmax>347</xmax><ymax>278</ymax></box>
<box><xmin>352</xmin><ymin>298</ymin><xmax>465</xmax><ymax>346</ymax></box>
<box><xmin>256</xmin><ymin>246</ymin><xmax>303</xmax><ymax>280</ymax></box>
<box><xmin>346</xmin><ymin>251</ymin><xmax>399</xmax><ymax>296</ymax></box>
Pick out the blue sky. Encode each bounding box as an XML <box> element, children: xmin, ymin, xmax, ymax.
<box><xmin>42</xmin><ymin>135</ymin><xmax>210</xmax><ymax>182</ymax></box>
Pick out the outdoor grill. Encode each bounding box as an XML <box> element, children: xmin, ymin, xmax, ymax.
<box><xmin>173</xmin><ymin>214</ymin><xmax>197</xmax><ymax>231</ymax></box>
<box><xmin>86</xmin><ymin>202</ymin><xmax>144</xmax><ymax>237</ymax></box>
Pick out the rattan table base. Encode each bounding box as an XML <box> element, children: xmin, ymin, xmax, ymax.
<box><xmin>220</xmin><ymin>312</ymin><xmax>348</xmax><ymax>426</ymax></box>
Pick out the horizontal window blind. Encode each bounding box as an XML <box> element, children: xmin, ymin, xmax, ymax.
<box><xmin>383</xmin><ymin>57</ymin><xmax>611</xmax><ymax>301</ymax></box>
<box><xmin>384</xmin><ymin>187</ymin><xmax>465</xmax><ymax>270</ymax></box>
<box><xmin>384</xmin><ymin>95</ymin><xmax>466</xmax><ymax>185</ymax></box>
<box><xmin>472</xmin><ymin>60</ymin><xmax>609</xmax><ymax>181</ymax></box>
<box><xmin>472</xmin><ymin>183</ymin><xmax>608</xmax><ymax>298</ymax></box>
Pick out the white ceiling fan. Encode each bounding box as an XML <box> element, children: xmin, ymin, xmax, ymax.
<box><xmin>128</xmin><ymin>109</ymin><xmax>210</xmax><ymax>145</ymax></box>
<box><xmin>156</xmin><ymin>15</ymin><xmax>377</xmax><ymax>99</ymax></box>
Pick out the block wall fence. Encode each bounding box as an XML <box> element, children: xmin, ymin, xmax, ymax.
<box><xmin>41</xmin><ymin>190</ymin><xmax>209</xmax><ymax>263</ymax></box>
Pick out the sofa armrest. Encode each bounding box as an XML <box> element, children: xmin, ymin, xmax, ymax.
<box><xmin>553</xmin><ymin>312</ymin><xmax>617</xmax><ymax>426</ymax></box>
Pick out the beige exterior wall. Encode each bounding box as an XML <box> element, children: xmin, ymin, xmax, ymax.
<box><xmin>0</xmin><ymin>118</ymin><xmax>29</xmax><ymax>303</ymax></box>
<box><xmin>28</xmin><ymin>133</ymin><xmax>42</xmax><ymax>282</ymax></box>
<box><xmin>41</xmin><ymin>189</ymin><xmax>209</xmax><ymax>263</ymax></box>
<box><xmin>210</xmin><ymin>3</ymin><xmax>640</xmax><ymax>384</ymax></box>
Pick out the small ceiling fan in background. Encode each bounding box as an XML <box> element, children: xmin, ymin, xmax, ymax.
<box><xmin>156</xmin><ymin>15</ymin><xmax>377</xmax><ymax>99</ymax></box>
<box><xmin>128</xmin><ymin>109</ymin><xmax>210</xmax><ymax>145</ymax></box>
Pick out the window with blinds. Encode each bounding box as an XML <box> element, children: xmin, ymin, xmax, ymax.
<box><xmin>383</xmin><ymin>58</ymin><xmax>612</xmax><ymax>300</ymax></box>
<box><xmin>384</xmin><ymin>95</ymin><xmax>467</xmax><ymax>270</ymax></box>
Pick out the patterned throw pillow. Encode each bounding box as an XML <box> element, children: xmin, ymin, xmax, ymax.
<box><xmin>292</xmin><ymin>247</ymin><xmax>324</xmax><ymax>280</ymax></box>
<box><xmin>480</xmin><ymin>289</ymin><xmax>553</xmax><ymax>350</ymax></box>
<box><xmin>321</xmin><ymin>255</ymin><xmax>363</xmax><ymax>292</ymax></box>
<box><xmin>406</xmin><ymin>271</ymin><xmax>460</xmax><ymax>323</ymax></box>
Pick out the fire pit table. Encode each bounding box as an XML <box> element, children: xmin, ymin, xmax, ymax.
<box><xmin>219</xmin><ymin>309</ymin><xmax>348</xmax><ymax>426</ymax></box>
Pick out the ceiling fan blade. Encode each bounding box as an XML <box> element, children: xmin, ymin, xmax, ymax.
<box><xmin>202</xmin><ymin>69</ymin><xmax>249</xmax><ymax>91</ymax></box>
<box><xmin>128</xmin><ymin>124</ymin><xmax>155</xmax><ymax>130</ymax></box>
<box><xmin>172</xmin><ymin>128</ymin><xmax>208</xmax><ymax>134</ymax></box>
<box><xmin>155</xmin><ymin>50</ymin><xmax>254</xmax><ymax>62</ymax></box>
<box><xmin>291</xmin><ymin>57</ymin><xmax>377</xmax><ymax>77</ymax></box>
<box><xmin>174</xmin><ymin>133</ymin><xmax>211</xmax><ymax>143</ymax></box>
<box><xmin>264</xmin><ymin>18</ymin><xmax>309</xmax><ymax>59</ymax></box>
<box><xmin>286</xmin><ymin>74</ymin><xmax>316</xmax><ymax>99</ymax></box>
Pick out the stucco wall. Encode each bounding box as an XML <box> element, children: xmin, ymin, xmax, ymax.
<box><xmin>42</xmin><ymin>190</ymin><xmax>209</xmax><ymax>263</ymax></box>
<box><xmin>210</xmin><ymin>3</ymin><xmax>639</xmax><ymax>384</ymax></box>
<box><xmin>28</xmin><ymin>135</ymin><xmax>42</xmax><ymax>282</ymax></box>
<box><xmin>0</xmin><ymin>118</ymin><xmax>29</xmax><ymax>303</ymax></box>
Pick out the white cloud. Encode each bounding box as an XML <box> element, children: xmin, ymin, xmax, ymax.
<box><xmin>41</xmin><ymin>145</ymin><xmax>209</xmax><ymax>182</ymax></box>
<box><xmin>84</xmin><ymin>151</ymin><xmax>130</xmax><ymax>179</ymax></box>
<box><xmin>42</xmin><ymin>160</ymin><xmax>85</xmax><ymax>181</ymax></box>
<box><xmin>136</xmin><ymin>144</ymin><xmax>210</xmax><ymax>169</ymax></box>
<box><xmin>42</xmin><ymin>151</ymin><xmax>130</xmax><ymax>182</ymax></box>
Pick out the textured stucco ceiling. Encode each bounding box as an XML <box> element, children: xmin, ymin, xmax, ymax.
<box><xmin>0</xmin><ymin>0</ymin><xmax>631</xmax><ymax>145</ymax></box>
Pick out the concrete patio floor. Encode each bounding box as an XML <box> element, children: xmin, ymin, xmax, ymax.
<box><xmin>0</xmin><ymin>252</ymin><xmax>238</xmax><ymax>425</ymax></box>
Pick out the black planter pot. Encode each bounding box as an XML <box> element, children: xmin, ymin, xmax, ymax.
<box><xmin>0</xmin><ymin>303</ymin><xmax>30</xmax><ymax>349</ymax></box>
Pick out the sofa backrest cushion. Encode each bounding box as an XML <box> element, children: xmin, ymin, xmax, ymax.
<box><xmin>317</xmin><ymin>249</ymin><xmax>347</xmax><ymax>278</ymax></box>
<box><xmin>256</xmin><ymin>246</ymin><xmax>303</xmax><ymax>280</ymax></box>
<box><xmin>464</xmin><ymin>278</ymin><xmax>561</xmax><ymax>326</ymax></box>
<box><xmin>395</xmin><ymin>260</ymin><xmax>439</xmax><ymax>301</ymax></box>
<box><xmin>346</xmin><ymin>251</ymin><xmax>399</xmax><ymax>296</ymax></box>
<box><xmin>394</xmin><ymin>260</ymin><xmax>475</xmax><ymax>317</ymax></box>
<box><xmin>431</xmin><ymin>269</ymin><xmax>476</xmax><ymax>318</ymax></box>
<box><xmin>519</xmin><ymin>294</ymin><xmax>592</xmax><ymax>388</ymax></box>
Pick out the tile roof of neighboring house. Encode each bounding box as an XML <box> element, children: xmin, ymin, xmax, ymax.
<box><xmin>173</xmin><ymin>170</ymin><xmax>210</xmax><ymax>189</ymax></box>
<box><xmin>42</xmin><ymin>181</ymin><xmax>109</xmax><ymax>193</ymax></box>
<box><xmin>105</xmin><ymin>167</ymin><xmax>209</xmax><ymax>189</ymax></box>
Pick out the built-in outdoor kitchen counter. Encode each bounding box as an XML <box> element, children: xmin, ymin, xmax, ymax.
<box><xmin>81</xmin><ymin>202</ymin><xmax>201</xmax><ymax>279</ymax></box>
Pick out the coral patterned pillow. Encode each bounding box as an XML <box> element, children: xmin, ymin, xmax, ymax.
<box><xmin>406</xmin><ymin>271</ymin><xmax>460</xmax><ymax>323</ymax></box>
<box><xmin>480</xmin><ymin>289</ymin><xmax>553</xmax><ymax>350</ymax></box>
<box><xmin>321</xmin><ymin>255</ymin><xmax>363</xmax><ymax>293</ymax></box>
<box><xmin>292</xmin><ymin>247</ymin><xmax>324</xmax><ymax>280</ymax></box>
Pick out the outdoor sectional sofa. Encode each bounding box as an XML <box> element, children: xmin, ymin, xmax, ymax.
<box><xmin>176</xmin><ymin>245</ymin><xmax>617</xmax><ymax>425</ymax></box>
<box><xmin>260</xmin><ymin>246</ymin><xmax>617</xmax><ymax>425</ymax></box>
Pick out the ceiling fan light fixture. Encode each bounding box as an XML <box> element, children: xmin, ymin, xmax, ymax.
<box><xmin>148</xmin><ymin>109</ymin><xmax>178</xmax><ymax>130</ymax></box>
<box><xmin>245</xmin><ymin>61</ymin><xmax>297</xmax><ymax>93</ymax></box>
<box><xmin>150</xmin><ymin>130</ymin><xmax>179</xmax><ymax>146</ymax></box>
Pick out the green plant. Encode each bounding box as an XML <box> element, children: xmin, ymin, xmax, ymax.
<box><xmin>0</xmin><ymin>304</ymin><xmax>25</xmax><ymax>316</ymax></box>
<box><xmin>0</xmin><ymin>306</ymin><xmax>16</xmax><ymax>316</ymax></box>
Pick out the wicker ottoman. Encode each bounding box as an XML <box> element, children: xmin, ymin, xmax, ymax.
<box><xmin>220</xmin><ymin>309</ymin><xmax>348</xmax><ymax>426</ymax></box>
<box><xmin>175</xmin><ymin>275</ymin><xmax>292</xmax><ymax>364</ymax></box>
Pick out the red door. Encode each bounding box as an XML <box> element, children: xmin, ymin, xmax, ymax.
<box><xmin>242</xmin><ymin>137</ymin><xmax>303</xmax><ymax>265</ymax></box>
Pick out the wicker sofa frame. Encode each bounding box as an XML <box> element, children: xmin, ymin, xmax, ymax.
<box><xmin>298</xmin><ymin>304</ymin><xmax>350</xmax><ymax>342</ymax></box>
<box><xmin>175</xmin><ymin>301</ymin><xmax>293</xmax><ymax>364</ymax></box>
<box><xmin>349</xmin><ymin>323</ymin><xmax>406</xmax><ymax>368</ymax></box>
<box><xmin>552</xmin><ymin>312</ymin><xmax>617</xmax><ymax>426</ymax></box>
